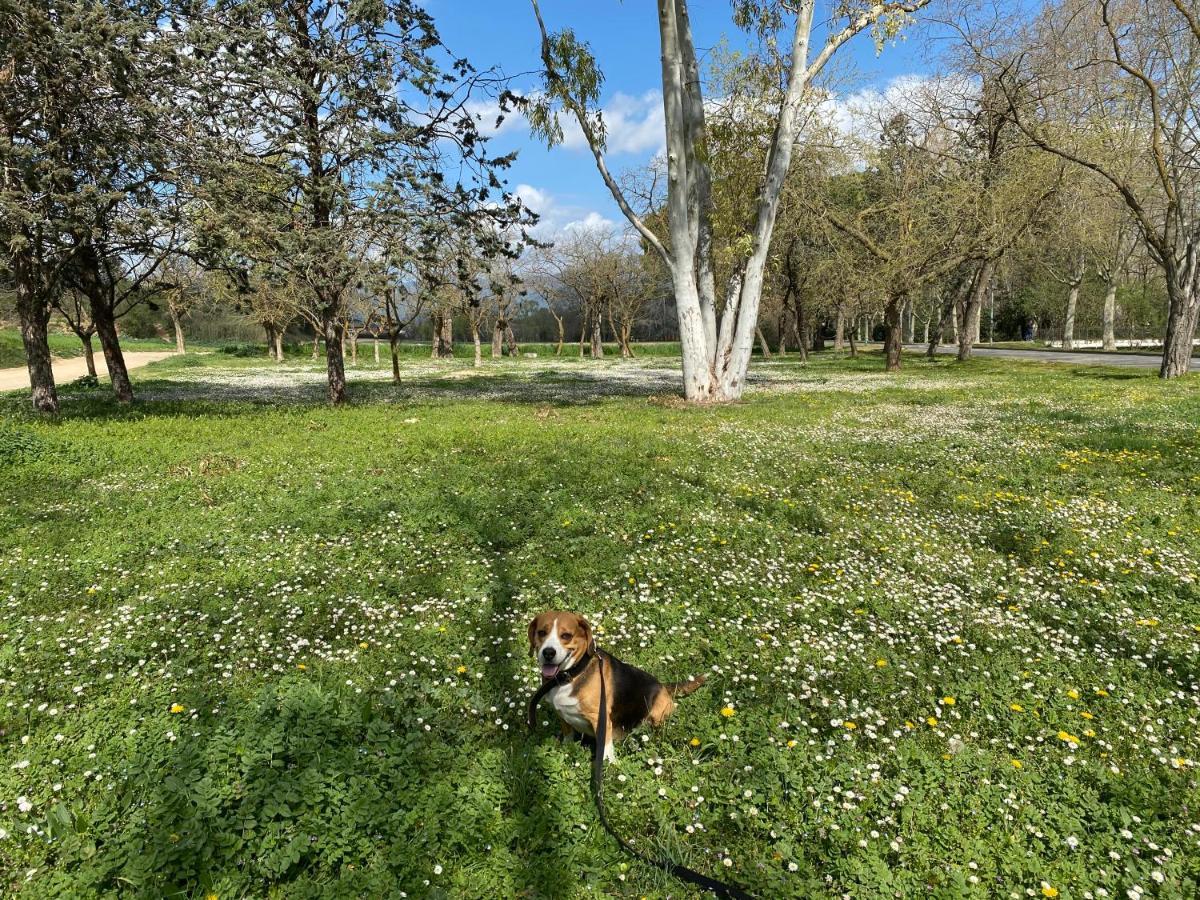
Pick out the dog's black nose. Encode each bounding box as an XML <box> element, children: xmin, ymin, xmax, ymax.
<box><xmin>541</xmin><ymin>647</ymin><xmax>556</xmax><ymax>662</ymax></box>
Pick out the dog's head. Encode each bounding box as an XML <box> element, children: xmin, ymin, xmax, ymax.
<box><xmin>527</xmin><ymin>610</ymin><xmax>593</xmax><ymax>681</ymax></box>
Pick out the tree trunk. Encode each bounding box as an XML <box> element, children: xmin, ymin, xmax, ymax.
<box><xmin>553</xmin><ymin>316</ymin><xmax>564</xmax><ymax>356</ymax></box>
<box><xmin>323</xmin><ymin>309</ymin><xmax>347</xmax><ymax>404</ymax></box>
<box><xmin>792</xmin><ymin>290</ymin><xmax>807</xmax><ymax>362</ymax></box>
<box><xmin>350</xmin><ymin>332</ymin><xmax>358</xmax><ymax>366</ymax></box>
<box><xmin>275</xmin><ymin>330</ymin><xmax>284</xmax><ymax>362</ymax></box>
<box><xmin>13</xmin><ymin>253</ymin><xmax>59</xmax><ymax>412</ymax></box>
<box><xmin>373</xmin><ymin>337</ymin><xmax>380</xmax><ymax>365</ymax></box>
<box><xmin>884</xmin><ymin>295</ymin><xmax>904</xmax><ymax>372</ymax></box>
<box><xmin>958</xmin><ymin>259</ymin><xmax>995</xmax><ymax>361</ymax></box>
<box><xmin>776</xmin><ymin>311</ymin><xmax>787</xmax><ymax>356</ymax></box>
<box><xmin>756</xmin><ymin>325</ymin><xmax>772</xmax><ymax>359</ymax></box>
<box><xmin>590</xmin><ymin>306</ymin><xmax>603</xmax><ymax>357</ymax></box>
<box><xmin>492</xmin><ymin>318</ymin><xmax>504</xmax><ymax>357</ymax></box>
<box><xmin>390</xmin><ymin>333</ymin><xmax>401</xmax><ymax>384</ymax></box>
<box><xmin>1062</xmin><ymin>283</ymin><xmax>1079</xmax><ymax>350</ymax></box>
<box><xmin>1062</xmin><ymin>255</ymin><xmax>1084</xmax><ymax>351</ymax></box>
<box><xmin>171</xmin><ymin>309</ymin><xmax>186</xmax><ymax>354</ymax></box>
<box><xmin>506</xmin><ymin>325</ymin><xmax>519</xmax><ymax>358</ymax></box>
<box><xmin>811</xmin><ymin>322</ymin><xmax>825</xmax><ymax>352</ymax></box>
<box><xmin>834</xmin><ymin>308</ymin><xmax>845</xmax><ymax>351</ymax></box>
<box><xmin>1102</xmin><ymin>280</ymin><xmax>1118</xmax><ymax>351</ymax></box>
<box><xmin>432</xmin><ymin>312</ymin><xmax>453</xmax><ymax>359</ymax></box>
<box><xmin>311</xmin><ymin>333</ymin><xmax>320</xmax><ymax>359</ymax></box>
<box><xmin>472</xmin><ymin>322</ymin><xmax>482</xmax><ymax>367</ymax></box>
<box><xmin>1159</xmin><ymin>271</ymin><xmax>1199</xmax><ymax>379</ymax></box>
<box><xmin>904</xmin><ymin>301</ymin><xmax>915</xmax><ymax>344</ymax></box>
<box><xmin>265</xmin><ymin>324</ymin><xmax>278</xmax><ymax>359</ymax></box>
<box><xmin>90</xmin><ymin>297</ymin><xmax>133</xmax><ymax>403</ymax></box>
<box><xmin>929</xmin><ymin>268</ymin><xmax>974</xmax><ymax>359</ymax></box>
<box><xmin>81</xmin><ymin>334</ymin><xmax>97</xmax><ymax>378</ymax></box>
<box><xmin>848</xmin><ymin>325</ymin><xmax>857</xmax><ymax>358</ymax></box>
<box><xmin>621</xmin><ymin>323</ymin><xmax>635</xmax><ymax>357</ymax></box>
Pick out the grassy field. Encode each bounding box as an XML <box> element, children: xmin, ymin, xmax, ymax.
<box><xmin>1</xmin><ymin>350</ymin><xmax>1198</xmax><ymax>898</ymax></box>
<box><xmin>0</xmin><ymin>329</ymin><xmax>174</xmax><ymax>369</ymax></box>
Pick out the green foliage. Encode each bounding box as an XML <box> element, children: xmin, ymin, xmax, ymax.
<box><xmin>1</xmin><ymin>352</ymin><xmax>1199</xmax><ymax>897</ymax></box>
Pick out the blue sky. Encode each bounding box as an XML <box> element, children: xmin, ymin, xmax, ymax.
<box><xmin>432</xmin><ymin>2</ymin><xmax>937</xmax><ymax>236</ymax></box>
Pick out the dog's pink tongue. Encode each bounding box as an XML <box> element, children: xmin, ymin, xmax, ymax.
<box><xmin>541</xmin><ymin>664</ymin><xmax>559</xmax><ymax>679</ymax></box>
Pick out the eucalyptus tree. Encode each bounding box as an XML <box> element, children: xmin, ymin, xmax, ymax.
<box><xmin>528</xmin><ymin>0</ymin><xmax>931</xmax><ymax>400</ymax></box>
<box><xmin>978</xmin><ymin>0</ymin><xmax>1200</xmax><ymax>377</ymax></box>
<box><xmin>193</xmin><ymin>0</ymin><xmax>527</xmax><ymax>402</ymax></box>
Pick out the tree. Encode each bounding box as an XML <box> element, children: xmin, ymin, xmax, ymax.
<box><xmin>1</xmin><ymin>0</ymin><xmax>181</xmax><ymax>411</ymax></box>
<box><xmin>980</xmin><ymin>0</ymin><xmax>1200</xmax><ymax>377</ymax></box>
<box><xmin>528</xmin><ymin>0</ymin><xmax>931</xmax><ymax>400</ymax></box>
<box><xmin>53</xmin><ymin>289</ymin><xmax>99</xmax><ymax>377</ymax></box>
<box><xmin>194</xmin><ymin>0</ymin><xmax>527</xmax><ymax>402</ymax></box>
<box><xmin>160</xmin><ymin>256</ymin><xmax>206</xmax><ymax>355</ymax></box>
<box><xmin>817</xmin><ymin>112</ymin><xmax>972</xmax><ymax>371</ymax></box>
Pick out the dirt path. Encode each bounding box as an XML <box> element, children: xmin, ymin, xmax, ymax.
<box><xmin>0</xmin><ymin>351</ymin><xmax>177</xmax><ymax>393</ymax></box>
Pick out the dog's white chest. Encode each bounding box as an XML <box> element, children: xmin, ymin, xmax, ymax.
<box><xmin>550</xmin><ymin>684</ymin><xmax>593</xmax><ymax>735</ymax></box>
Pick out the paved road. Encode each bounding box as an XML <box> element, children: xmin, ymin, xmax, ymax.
<box><xmin>0</xmin><ymin>351</ymin><xmax>177</xmax><ymax>393</ymax></box>
<box><xmin>911</xmin><ymin>344</ymin><xmax>1193</xmax><ymax>370</ymax></box>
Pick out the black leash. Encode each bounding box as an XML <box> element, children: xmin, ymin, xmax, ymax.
<box><xmin>527</xmin><ymin>648</ymin><xmax>757</xmax><ymax>900</ymax></box>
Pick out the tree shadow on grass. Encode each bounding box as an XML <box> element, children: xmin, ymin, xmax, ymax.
<box><xmin>1068</xmin><ymin>368</ymin><xmax>1149</xmax><ymax>381</ymax></box>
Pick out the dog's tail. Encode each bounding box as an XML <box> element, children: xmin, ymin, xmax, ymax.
<box><xmin>666</xmin><ymin>675</ymin><xmax>706</xmax><ymax>698</ymax></box>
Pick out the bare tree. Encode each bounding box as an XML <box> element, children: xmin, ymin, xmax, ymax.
<box><xmin>978</xmin><ymin>0</ymin><xmax>1200</xmax><ymax>377</ymax></box>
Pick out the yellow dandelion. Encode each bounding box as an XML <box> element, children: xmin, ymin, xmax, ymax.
<box><xmin>359</xmin><ymin>642</ymin><xmax>369</xmax><ymax>649</ymax></box>
<box><xmin>1066</xmin><ymin>689</ymin><xmax>1079</xmax><ymax>700</ymax></box>
<box><xmin>1095</xmin><ymin>688</ymin><xmax>1109</xmax><ymax>697</ymax></box>
<box><xmin>296</xmin><ymin>663</ymin><xmax>306</xmax><ymax>670</ymax></box>
<box><xmin>875</xmin><ymin>659</ymin><xmax>888</xmax><ymax>668</ymax></box>
<box><xmin>169</xmin><ymin>704</ymin><xmax>185</xmax><ymax>714</ymax></box>
<box><xmin>1042</xmin><ymin>886</ymin><xmax>1058</xmax><ymax>898</ymax></box>
<box><xmin>844</xmin><ymin>721</ymin><xmax>857</xmax><ymax>730</ymax></box>
<box><xmin>456</xmin><ymin>665</ymin><xmax>467</xmax><ymax>674</ymax></box>
<box><xmin>1010</xmin><ymin>703</ymin><xmax>1025</xmax><ymax>712</ymax></box>
<box><xmin>926</xmin><ymin>716</ymin><xmax>938</xmax><ymax>727</ymax></box>
<box><xmin>1080</xmin><ymin>711</ymin><xmax>1093</xmax><ymax>720</ymax></box>
<box><xmin>1010</xmin><ymin>759</ymin><xmax>1023</xmax><ymax>769</ymax></box>
<box><xmin>689</xmin><ymin>737</ymin><xmax>701</xmax><ymax>747</ymax></box>
<box><xmin>942</xmin><ymin>696</ymin><xmax>956</xmax><ymax>706</ymax></box>
<box><xmin>720</xmin><ymin>706</ymin><xmax>735</xmax><ymax>718</ymax></box>
<box><xmin>786</xmin><ymin>740</ymin><xmax>797</xmax><ymax>748</ymax></box>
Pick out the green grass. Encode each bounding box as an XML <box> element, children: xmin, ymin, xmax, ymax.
<box><xmin>0</xmin><ymin>328</ymin><xmax>175</xmax><ymax>368</ymax></box>
<box><xmin>1</xmin><ymin>350</ymin><xmax>1198</xmax><ymax>898</ymax></box>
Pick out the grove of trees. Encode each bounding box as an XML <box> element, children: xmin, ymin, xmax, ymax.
<box><xmin>2</xmin><ymin>0</ymin><xmax>1196</xmax><ymax>412</ymax></box>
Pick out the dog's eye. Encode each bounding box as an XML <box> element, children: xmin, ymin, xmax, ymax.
<box><xmin>537</xmin><ymin>629</ymin><xmax>547</xmax><ymax>638</ymax></box>
<box><xmin>560</xmin><ymin>632</ymin><xmax>572</xmax><ymax>641</ymax></box>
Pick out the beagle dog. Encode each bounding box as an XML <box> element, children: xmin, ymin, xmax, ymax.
<box><xmin>528</xmin><ymin>610</ymin><xmax>705</xmax><ymax>761</ymax></box>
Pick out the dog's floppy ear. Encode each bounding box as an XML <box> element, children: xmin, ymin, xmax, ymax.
<box><xmin>527</xmin><ymin>616</ymin><xmax>539</xmax><ymax>656</ymax></box>
<box><xmin>577</xmin><ymin>615</ymin><xmax>593</xmax><ymax>650</ymax></box>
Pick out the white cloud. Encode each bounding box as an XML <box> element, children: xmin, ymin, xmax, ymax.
<box><xmin>471</xmin><ymin>88</ymin><xmax>665</xmax><ymax>157</ymax></box>
<box><xmin>514</xmin><ymin>183</ymin><xmax>617</xmax><ymax>239</ymax></box>
<box><xmin>559</xmin><ymin>90</ymin><xmax>665</xmax><ymax>156</ymax></box>
<box><xmin>824</xmin><ymin>73</ymin><xmax>973</xmax><ymax>143</ymax></box>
